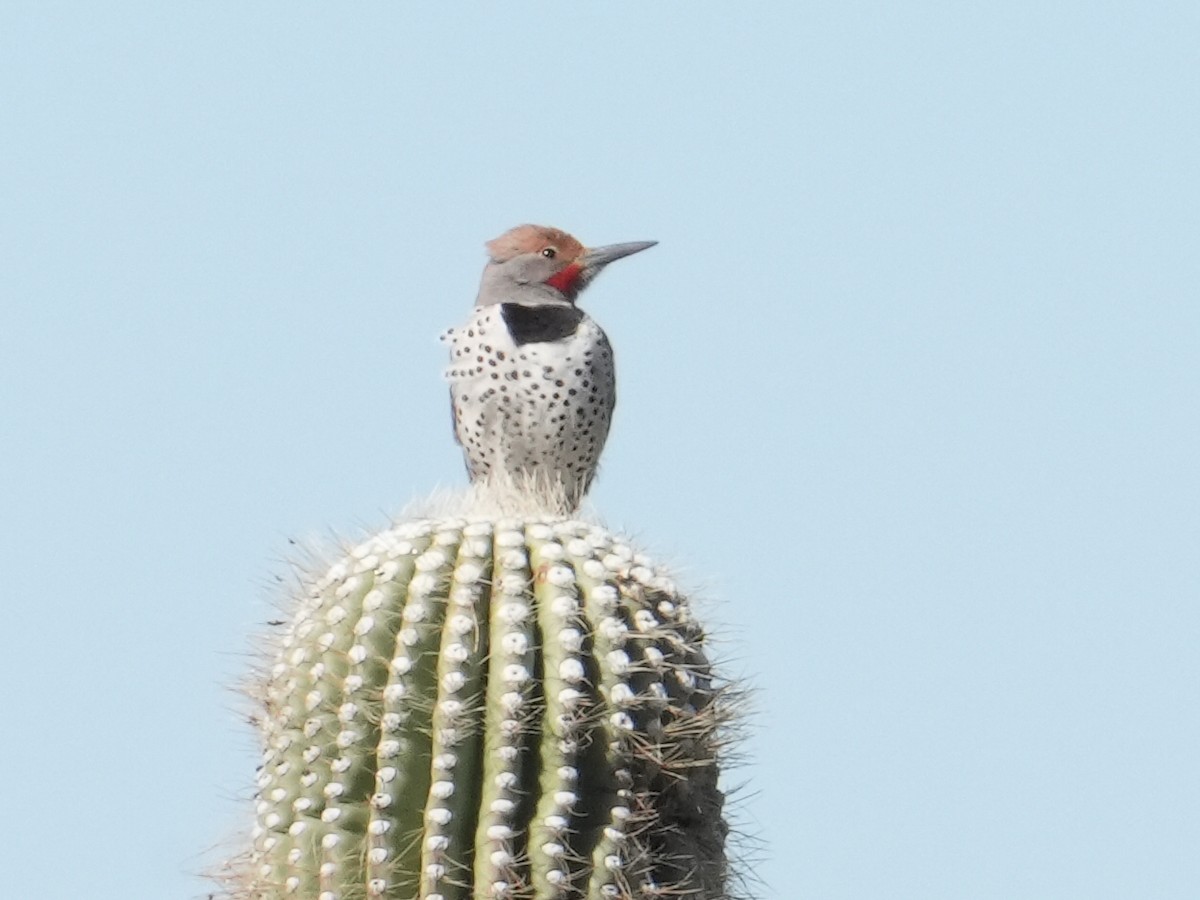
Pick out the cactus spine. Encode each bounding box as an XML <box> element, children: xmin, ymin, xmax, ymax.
<box><xmin>233</xmin><ymin>515</ymin><xmax>730</xmax><ymax>900</ymax></box>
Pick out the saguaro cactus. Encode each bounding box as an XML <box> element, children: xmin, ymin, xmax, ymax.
<box><xmin>227</xmin><ymin>513</ymin><xmax>732</xmax><ymax>900</ymax></box>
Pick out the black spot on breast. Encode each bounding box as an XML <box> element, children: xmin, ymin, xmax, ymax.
<box><xmin>501</xmin><ymin>303</ymin><xmax>585</xmax><ymax>346</ymax></box>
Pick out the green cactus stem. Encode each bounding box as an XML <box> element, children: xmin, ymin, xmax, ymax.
<box><xmin>226</xmin><ymin>514</ymin><xmax>733</xmax><ymax>900</ymax></box>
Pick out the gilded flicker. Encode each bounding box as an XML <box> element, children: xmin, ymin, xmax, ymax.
<box><xmin>444</xmin><ymin>224</ymin><xmax>656</xmax><ymax>508</ymax></box>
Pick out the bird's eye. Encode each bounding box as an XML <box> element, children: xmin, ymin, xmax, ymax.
<box><xmin>541</xmin><ymin>247</ymin><xmax>557</xmax><ymax>259</ymax></box>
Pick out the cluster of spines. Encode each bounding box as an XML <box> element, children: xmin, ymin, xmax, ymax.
<box><xmin>241</xmin><ymin>516</ymin><xmax>727</xmax><ymax>900</ymax></box>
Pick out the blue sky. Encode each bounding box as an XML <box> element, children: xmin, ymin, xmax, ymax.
<box><xmin>2</xmin><ymin>3</ymin><xmax>1197</xmax><ymax>899</ymax></box>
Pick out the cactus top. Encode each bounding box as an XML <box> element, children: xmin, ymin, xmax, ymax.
<box><xmin>226</xmin><ymin>515</ymin><xmax>731</xmax><ymax>900</ymax></box>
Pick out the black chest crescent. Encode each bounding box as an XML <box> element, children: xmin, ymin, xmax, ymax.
<box><xmin>500</xmin><ymin>303</ymin><xmax>585</xmax><ymax>346</ymax></box>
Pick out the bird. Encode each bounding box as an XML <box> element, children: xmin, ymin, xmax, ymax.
<box><xmin>443</xmin><ymin>224</ymin><xmax>657</xmax><ymax>509</ymax></box>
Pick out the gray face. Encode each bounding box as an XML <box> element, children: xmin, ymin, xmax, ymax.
<box><xmin>473</xmin><ymin>238</ymin><xmax>657</xmax><ymax>309</ymax></box>
<box><xmin>501</xmin><ymin>251</ymin><xmax>564</xmax><ymax>286</ymax></box>
<box><xmin>476</xmin><ymin>251</ymin><xmax>571</xmax><ymax>308</ymax></box>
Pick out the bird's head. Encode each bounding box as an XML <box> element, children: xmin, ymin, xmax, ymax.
<box><xmin>476</xmin><ymin>224</ymin><xmax>656</xmax><ymax>307</ymax></box>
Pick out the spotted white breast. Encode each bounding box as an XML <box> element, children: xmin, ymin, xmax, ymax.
<box><xmin>444</xmin><ymin>302</ymin><xmax>617</xmax><ymax>504</ymax></box>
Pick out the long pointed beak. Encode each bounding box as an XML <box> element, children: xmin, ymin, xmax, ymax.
<box><xmin>580</xmin><ymin>240</ymin><xmax>658</xmax><ymax>271</ymax></box>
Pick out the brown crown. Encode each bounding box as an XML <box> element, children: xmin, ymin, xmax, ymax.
<box><xmin>485</xmin><ymin>225</ymin><xmax>585</xmax><ymax>264</ymax></box>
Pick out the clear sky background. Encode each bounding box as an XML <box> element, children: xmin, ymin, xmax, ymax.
<box><xmin>3</xmin><ymin>3</ymin><xmax>1197</xmax><ymax>899</ymax></box>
